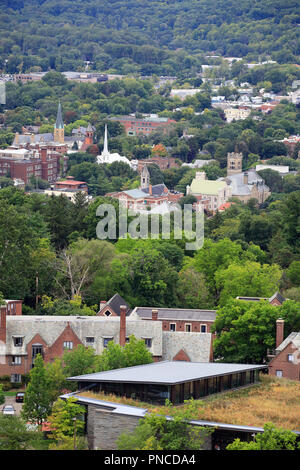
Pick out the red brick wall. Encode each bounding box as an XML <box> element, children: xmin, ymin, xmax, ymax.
<box><xmin>268</xmin><ymin>343</ymin><xmax>300</xmax><ymax>381</ymax></box>
<box><xmin>161</xmin><ymin>320</ymin><xmax>214</xmax><ymax>333</ymax></box>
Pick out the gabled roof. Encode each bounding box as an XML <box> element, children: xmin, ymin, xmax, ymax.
<box><xmin>101</xmin><ymin>294</ymin><xmax>131</xmax><ymax>316</ymax></box>
<box><xmin>276</xmin><ymin>332</ymin><xmax>300</xmax><ymax>353</ymax></box>
<box><xmin>141</xmin><ymin>184</ymin><xmax>168</xmax><ymax>197</ymax></box>
<box><xmin>269</xmin><ymin>292</ymin><xmax>286</xmax><ymax>304</ymax></box>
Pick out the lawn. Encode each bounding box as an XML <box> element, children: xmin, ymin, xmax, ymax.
<box><xmin>79</xmin><ymin>375</ymin><xmax>300</xmax><ymax>431</ymax></box>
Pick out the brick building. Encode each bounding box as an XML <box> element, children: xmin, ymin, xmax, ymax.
<box><xmin>268</xmin><ymin>318</ymin><xmax>300</xmax><ymax>381</ymax></box>
<box><xmin>137</xmin><ymin>155</ymin><xmax>179</xmax><ymax>172</ymax></box>
<box><xmin>109</xmin><ymin>116</ymin><xmax>176</xmax><ymax>136</ymax></box>
<box><xmin>54</xmin><ymin>176</ymin><xmax>88</xmax><ymax>193</ymax></box>
<box><xmin>0</xmin><ymin>298</ymin><xmax>213</xmax><ymax>383</ymax></box>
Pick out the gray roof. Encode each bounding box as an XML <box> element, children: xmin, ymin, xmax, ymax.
<box><xmin>67</xmin><ymin>361</ymin><xmax>267</xmax><ymax>385</ymax></box>
<box><xmin>141</xmin><ymin>184</ymin><xmax>168</xmax><ymax>197</ymax></box>
<box><xmin>226</xmin><ymin>169</ymin><xmax>269</xmax><ymax>196</ymax></box>
<box><xmin>102</xmin><ymin>293</ymin><xmax>131</xmax><ymax>316</ymax></box>
<box><xmin>13</xmin><ymin>133</ymin><xmax>54</xmax><ymax>145</ymax></box>
<box><xmin>123</xmin><ymin>189</ymin><xmax>148</xmax><ymax>199</ymax></box>
<box><xmin>134</xmin><ymin>307</ymin><xmax>216</xmax><ymax>322</ymax></box>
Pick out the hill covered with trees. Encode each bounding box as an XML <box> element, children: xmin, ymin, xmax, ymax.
<box><xmin>0</xmin><ymin>0</ymin><xmax>299</xmax><ymax>75</ymax></box>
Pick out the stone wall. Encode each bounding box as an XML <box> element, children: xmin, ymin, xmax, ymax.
<box><xmin>86</xmin><ymin>404</ymin><xmax>212</xmax><ymax>450</ymax></box>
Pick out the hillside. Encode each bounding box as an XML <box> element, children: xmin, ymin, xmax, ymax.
<box><xmin>0</xmin><ymin>0</ymin><xmax>299</xmax><ymax>75</ymax></box>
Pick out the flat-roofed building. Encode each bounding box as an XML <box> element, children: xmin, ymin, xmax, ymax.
<box><xmin>67</xmin><ymin>361</ymin><xmax>267</xmax><ymax>405</ymax></box>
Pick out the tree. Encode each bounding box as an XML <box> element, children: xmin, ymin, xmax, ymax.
<box><xmin>211</xmin><ymin>299</ymin><xmax>300</xmax><ymax>364</ymax></box>
<box><xmin>63</xmin><ymin>344</ymin><xmax>97</xmax><ymax>379</ymax></box>
<box><xmin>117</xmin><ymin>399</ymin><xmax>213</xmax><ymax>450</ymax></box>
<box><xmin>215</xmin><ymin>261</ymin><xmax>282</xmax><ymax>306</ymax></box>
<box><xmin>0</xmin><ymin>384</ymin><xmax>5</xmax><ymax>406</ymax></box>
<box><xmin>0</xmin><ymin>414</ymin><xmax>43</xmax><ymax>450</ymax></box>
<box><xmin>177</xmin><ymin>267</ymin><xmax>213</xmax><ymax>309</ymax></box>
<box><xmin>227</xmin><ymin>423</ymin><xmax>300</xmax><ymax>450</ymax></box>
<box><xmin>21</xmin><ymin>354</ymin><xmax>53</xmax><ymax>426</ymax></box>
<box><xmin>48</xmin><ymin>397</ymin><xmax>87</xmax><ymax>450</ymax></box>
<box><xmin>45</xmin><ymin>359</ymin><xmax>68</xmax><ymax>403</ymax></box>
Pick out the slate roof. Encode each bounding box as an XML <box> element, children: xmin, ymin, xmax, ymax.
<box><xmin>226</xmin><ymin>169</ymin><xmax>269</xmax><ymax>196</ymax></box>
<box><xmin>141</xmin><ymin>184</ymin><xmax>168</xmax><ymax>197</ymax></box>
<box><xmin>275</xmin><ymin>332</ymin><xmax>300</xmax><ymax>353</ymax></box>
<box><xmin>13</xmin><ymin>133</ymin><xmax>54</xmax><ymax>145</ymax></box>
<box><xmin>134</xmin><ymin>307</ymin><xmax>216</xmax><ymax>322</ymax></box>
<box><xmin>101</xmin><ymin>293</ymin><xmax>131</xmax><ymax>316</ymax></box>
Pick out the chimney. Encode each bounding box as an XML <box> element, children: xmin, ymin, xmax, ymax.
<box><xmin>152</xmin><ymin>309</ymin><xmax>158</xmax><ymax>321</ymax></box>
<box><xmin>119</xmin><ymin>305</ymin><xmax>127</xmax><ymax>347</ymax></box>
<box><xmin>149</xmin><ymin>184</ymin><xmax>152</xmax><ymax>195</ymax></box>
<box><xmin>0</xmin><ymin>304</ymin><xmax>7</xmax><ymax>344</ymax></box>
<box><xmin>41</xmin><ymin>148</ymin><xmax>47</xmax><ymax>163</ymax></box>
<box><xmin>99</xmin><ymin>300</ymin><xmax>106</xmax><ymax>309</ymax></box>
<box><xmin>243</xmin><ymin>172</ymin><xmax>248</xmax><ymax>185</ymax></box>
<box><xmin>276</xmin><ymin>318</ymin><xmax>284</xmax><ymax>348</ymax></box>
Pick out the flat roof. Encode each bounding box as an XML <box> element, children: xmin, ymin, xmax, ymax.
<box><xmin>67</xmin><ymin>361</ymin><xmax>267</xmax><ymax>385</ymax></box>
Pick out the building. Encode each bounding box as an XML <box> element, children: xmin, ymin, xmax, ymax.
<box><xmin>224</xmin><ymin>107</ymin><xmax>251</xmax><ymax>123</ymax></box>
<box><xmin>109</xmin><ymin>116</ymin><xmax>176</xmax><ymax>137</ymax></box>
<box><xmin>255</xmin><ymin>164</ymin><xmax>289</xmax><ymax>176</ymax></box>
<box><xmin>268</xmin><ymin>319</ymin><xmax>300</xmax><ymax>381</ymax></box>
<box><xmin>67</xmin><ymin>360</ymin><xmax>267</xmax><ymax>405</ymax></box>
<box><xmin>96</xmin><ymin>125</ymin><xmax>137</xmax><ymax>170</ymax></box>
<box><xmin>0</xmin><ymin>147</ymin><xmax>62</xmax><ymax>185</ymax></box>
<box><xmin>236</xmin><ymin>292</ymin><xmax>287</xmax><ymax>306</ymax></box>
<box><xmin>227</xmin><ymin>153</ymin><xmax>243</xmax><ymax>176</ymax></box>
<box><xmin>170</xmin><ymin>89</ymin><xmax>201</xmax><ymax>100</ymax></box>
<box><xmin>186</xmin><ymin>171</ymin><xmax>231</xmax><ymax>212</ymax></box>
<box><xmin>137</xmin><ymin>155</ymin><xmax>179</xmax><ymax>173</ymax></box>
<box><xmin>106</xmin><ymin>165</ymin><xmax>183</xmax><ymax>212</ymax></box>
<box><xmin>53</xmin><ymin>176</ymin><xmax>88</xmax><ymax>193</ymax></box>
<box><xmin>225</xmin><ymin>168</ymin><xmax>271</xmax><ymax>204</ymax></box>
<box><xmin>0</xmin><ymin>300</ymin><xmax>213</xmax><ymax>383</ymax></box>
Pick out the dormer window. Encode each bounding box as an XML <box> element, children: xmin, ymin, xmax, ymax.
<box><xmin>13</xmin><ymin>336</ymin><xmax>24</xmax><ymax>347</ymax></box>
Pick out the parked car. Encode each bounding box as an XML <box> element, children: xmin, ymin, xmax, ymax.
<box><xmin>2</xmin><ymin>405</ymin><xmax>16</xmax><ymax>415</ymax></box>
<box><xmin>15</xmin><ymin>392</ymin><xmax>25</xmax><ymax>403</ymax></box>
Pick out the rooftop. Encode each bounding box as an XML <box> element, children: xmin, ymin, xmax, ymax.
<box><xmin>190</xmin><ymin>179</ymin><xmax>227</xmax><ymax>195</ymax></box>
<box><xmin>67</xmin><ymin>361</ymin><xmax>266</xmax><ymax>385</ymax></box>
<box><xmin>134</xmin><ymin>307</ymin><xmax>216</xmax><ymax>322</ymax></box>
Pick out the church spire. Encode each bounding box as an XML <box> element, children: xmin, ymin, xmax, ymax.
<box><xmin>103</xmin><ymin>124</ymin><xmax>108</xmax><ymax>155</ymax></box>
<box><xmin>55</xmin><ymin>101</ymin><xmax>64</xmax><ymax>130</ymax></box>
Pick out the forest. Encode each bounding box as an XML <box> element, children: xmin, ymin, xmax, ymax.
<box><xmin>0</xmin><ymin>0</ymin><xmax>299</xmax><ymax>75</ymax></box>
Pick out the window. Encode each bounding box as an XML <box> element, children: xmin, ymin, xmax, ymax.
<box><xmin>144</xmin><ymin>338</ymin><xmax>152</xmax><ymax>348</ymax></box>
<box><xmin>103</xmin><ymin>337</ymin><xmax>113</xmax><ymax>348</ymax></box>
<box><xmin>13</xmin><ymin>337</ymin><xmax>23</xmax><ymax>347</ymax></box>
<box><xmin>86</xmin><ymin>337</ymin><xmax>94</xmax><ymax>344</ymax></box>
<box><xmin>11</xmin><ymin>374</ymin><xmax>21</xmax><ymax>383</ymax></box>
<box><xmin>104</xmin><ymin>310</ymin><xmax>111</xmax><ymax>317</ymax></box>
<box><xmin>276</xmin><ymin>370</ymin><xmax>283</xmax><ymax>378</ymax></box>
<box><xmin>12</xmin><ymin>356</ymin><xmax>22</xmax><ymax>365</ymax></box>
<box><xmin>287</xmin><ymin>354</ymin><xmax>294</xmax><ymax>363</ymax></box>
<box><xmin>185</xmin><ymin>324</ymin><xmax>191</xmax><ymax>332</ymax></box>
<box><xmin>63</xmin><ymin>341</ymin><xmax>73</xmax><ymax>350</ymax></box>
<box><xmin>170</xmin><ymin>323</ymin><xmax>176</xmax><ymax>332</ymax></box>
<box><xmin>200</xmin><ymin>325</ymin><xmax>207</xmax><ymax>333</ymax></box>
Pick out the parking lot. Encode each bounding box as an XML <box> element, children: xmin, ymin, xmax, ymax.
<box><xmin>1</xmin><ymin>395</ymin><xmax>23</xmax><ymax>416</ymax></box>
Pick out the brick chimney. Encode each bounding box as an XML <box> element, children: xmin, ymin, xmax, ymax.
<box><xmin>119</xmin><ymin>305</ymin><xmax>127</xmax><ymax>347</ymax></box>
<box><xmin>99</xmin><ymin>300</ymin><xmax>106</xmax><ymax>310</ymax></box>
<box><xmin>243</xmin><ymin>172</ymin><xmax>248</xmax><ymax>185</ymax></box>
<box><xmin>41</xmin><ymin>148</ymin><xmax>47</xmax><ymax>163</ymax></box>
<box><xmin>152</xmin><ymin>309</ymin><xmax>158</xmax><ymax>321</ymax></box>
<box><xmin>276</xmin><ymin>318</ymin><xmax>285</xmax><ymax>348</ymax></box>
<box><xmin>0</xmin><ymin>304</ymin><xmax>7</xmax><ymax>344</ymax></box>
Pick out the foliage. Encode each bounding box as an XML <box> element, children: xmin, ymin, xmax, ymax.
<box><xmin>0</xmin><ymin>414</ymin><xmax>44</xmax><ymax>450</ymax></box>
<box><xmin>117</xmin><ymin>399</ymin><xmax>213</xmax><ymax>450</ymax></box>
<box><xmin>226</xmin><ymin>423</ymin><xmax>300</xmax><ymax>450</ymax></box>
<box><xmin>21</xmin><ymin>354</ymin><xmax>53</xmax><ymax>426</ymax></box>
<box><xmin>48</xmin><ymin>397</ymin><xmax>86</xmax><ymax>446</ymax></box>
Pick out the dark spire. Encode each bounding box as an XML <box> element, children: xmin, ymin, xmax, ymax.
<box><xmin>55</xmin><ymin>101</ymin><xmax>64</xmax><ymax>129</ymax></box>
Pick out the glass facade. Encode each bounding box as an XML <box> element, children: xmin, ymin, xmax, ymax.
<box><xmin>77</xmin><ymin>368</ymin><xmax>265</xmax><ymax>405</ymax></box>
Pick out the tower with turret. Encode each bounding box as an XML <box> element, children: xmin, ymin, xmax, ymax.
<box><xmin>227</xmin><ymin>152</ymin><xmax>243</xmax><ymax>176</ymax></box>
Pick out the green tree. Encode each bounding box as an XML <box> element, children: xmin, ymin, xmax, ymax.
<box><xmin>48</xmin><ymin>397</ymin><xmax>87</xmax><ymax>450</ymax></box>
<box><xmin>63</xmin><ymin>344</ymin><xmax>97</xmax><ymax>379</ymax></box>
<box><xmin>0</xmin><ymin>414</ymin><xmax>43</xmax><ymax>450</ymax></box>
<box><xmin>21</xmin><ymin>354</ymin><xmax>53</xmax><ymax>426</ymax></box>
<box><xmin>0</xmin><ymin>384</ymin><xmax>5</xmax><ymax>406</ymax></box>
<box><xmin>227</xmin><ymin>423</ymin><xmax>300</xmax><ymax>450</ymax></box>
<box><xmin>117</xmin><ymin>399</ymin><xmax>213</xmax><ymax>450</ymax></box>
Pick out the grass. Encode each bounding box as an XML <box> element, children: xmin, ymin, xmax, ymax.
<box><xmin>79</xmin><ymin>375</ymin><xmax>300</xmax><ymax>431</ymax></box>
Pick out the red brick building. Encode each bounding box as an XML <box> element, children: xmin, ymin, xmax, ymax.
<box><xmin>268</xmin><ymin>319</ymin><xmax>300</xmax><ymax>381</ymax></box>
<box><xmin>137</xmin><ymin>155</ymin><xmax>179</xmax><ymax>172</ymax></box>
<box><xmin>110</xmin><ymin>116</ymin><xmax>176</xmax><ymax>136</ymax></box>
<box><xmin>54</xmin><ymin>176</ymin><xmax>88</xmax><ymax>193</ymax></box>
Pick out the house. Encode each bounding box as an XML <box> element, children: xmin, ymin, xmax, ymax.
<box><xmin>224</xmin><ymin>107</ymin><xmax>251</xmax><ymax>123</ymax></box>
<box><xmin>186</xmin><ymin>171</ymin><xmax>231</xmax><ymax>212</ymax></box>
<box><xmin>97</xmin><ymin>294</ymin><xmax>131</xmax><ymax>317</ymax></box>
<box><xmin>54</xmin><ymin>176</ymin><xmax>88</xmax><ymax>193</ymax></box>
<box><xmin>268</xmin><ymin>318</ymin><xmax>300</xmax><ymax>381</ymax></box>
